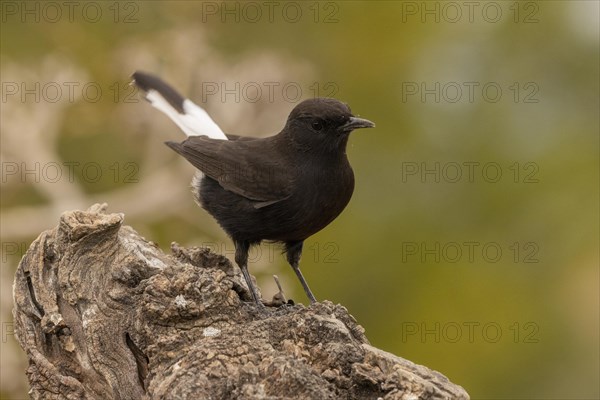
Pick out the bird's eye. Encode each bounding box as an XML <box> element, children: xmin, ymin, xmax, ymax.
<box><xmin>312</xmin><ymin>121</ymin><xmax>323</xmax><ymax>131</ymax></box>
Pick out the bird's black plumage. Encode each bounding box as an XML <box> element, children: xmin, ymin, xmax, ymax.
<box><xmin>132</xmin><ymin>71</ymin><xmax>186</xmax><ymax>113</ymax></box>
<box><xmin>133</xmin><ymin>72</ymin><xmax>374</xmax><ymax>306</ymax></box>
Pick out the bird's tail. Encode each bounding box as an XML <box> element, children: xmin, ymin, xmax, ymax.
<box><xmin>131</xmin><ymin>71</ymin><xmax>228</xmax><ymax>140</ymax></box>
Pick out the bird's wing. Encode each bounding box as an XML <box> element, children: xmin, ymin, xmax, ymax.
<box><xmin>131</xmin><ymin>71</ymin><xmax>228</xmax><ymax>140</ymax></box>
<box><xmin>165</xmin><ymin>136</ymin><xmax>292</xmax><ymax>205</ymax></box>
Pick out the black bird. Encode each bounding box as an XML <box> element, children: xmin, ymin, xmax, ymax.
<box><xmin>132</xmin><ymin>71</ymin><xmax>374</xmax><ymax>306</ymax></box>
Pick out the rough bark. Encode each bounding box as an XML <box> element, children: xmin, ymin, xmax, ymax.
<box><xmin>13</xmin><ymin>204</ymin><xmax>469</xmax><ymax>400</ymax></box>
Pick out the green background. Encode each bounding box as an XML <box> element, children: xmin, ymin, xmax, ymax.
<box><xmin>1</xmin><ymin>1</ymin><xmax>598</xmax><ymax>398</ymax></box>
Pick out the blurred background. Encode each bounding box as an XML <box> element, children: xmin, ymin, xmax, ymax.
<box><xmin>1</xmin><ymin>1</ymin><xmax>598</xmax><ymax>398</ymax></box>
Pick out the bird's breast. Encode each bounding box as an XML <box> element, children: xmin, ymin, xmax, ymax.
<box><xmin>278</xmin><ymin>159</ymin><xmax>355</xmax><ymax>240</ymax></box>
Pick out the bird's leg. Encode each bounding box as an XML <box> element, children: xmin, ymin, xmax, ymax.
<box><xmin>285</xmin><ymin>241</ymin><xmax>317</xmax><ymax>304</ymax></box>
<box><xmin>235</xmin><ymin>240</ymin><xmax>264</xmax><ymax>307</ymax></box>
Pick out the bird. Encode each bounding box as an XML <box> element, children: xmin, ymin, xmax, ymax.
<box><xmin>131</xmin><ymin>71</ymin><xmax>374</xmax><ymax>307</ymax></box>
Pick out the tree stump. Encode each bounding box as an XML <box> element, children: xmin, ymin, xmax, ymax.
<box><xmin>12</xmin><ymin>204</ymin><xmax>470</xmax><ymax>399</ymax></box>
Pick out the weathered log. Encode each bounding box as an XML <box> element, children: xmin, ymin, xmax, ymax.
<box><xmin>13</xmin><ymin>204</ymin><xmax>469</xmax><ymax>399</ymax></box>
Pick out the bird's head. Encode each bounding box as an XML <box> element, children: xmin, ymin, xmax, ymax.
<box><xmin>283</xmin><ymin>98</ymin><xmax>374</xmax><ymax>152</ymax></box>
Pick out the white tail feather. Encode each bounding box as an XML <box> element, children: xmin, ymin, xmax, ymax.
<box><xmin>143</xmin><ymin>88</ymin><xmax>228</xmax><ymax>140</ymax></box>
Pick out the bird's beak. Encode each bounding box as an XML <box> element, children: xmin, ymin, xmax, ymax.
<box><xmin>342</xmin><ymin>116</ymin><xmax>375</xmax><ymax>132</ymax></box>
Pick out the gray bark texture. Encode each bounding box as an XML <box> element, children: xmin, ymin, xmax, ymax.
<box><xmin>13</xmin><ymin>204</ymin><xmax>470</xmax><ymax>400</ymax></box>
